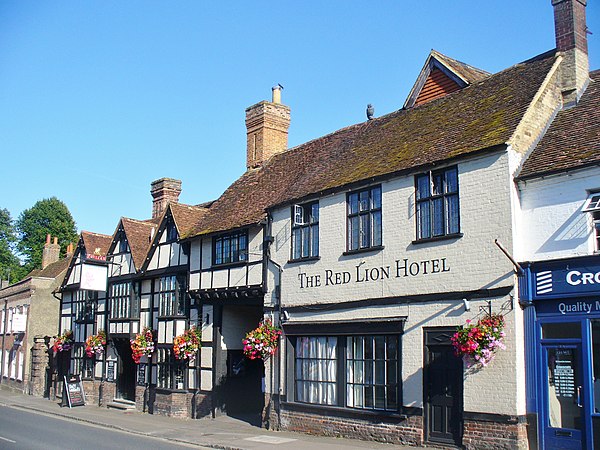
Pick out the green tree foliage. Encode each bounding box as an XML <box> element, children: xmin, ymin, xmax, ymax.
<box><xmin>0</xmin><ymin>208</ymin><xmax>23</xmax><ymax>283</ymax></box>
<box><xmin>16</xmin><ymin>197</ymin><xmax>78</xmax><ymax>272</ymax></box>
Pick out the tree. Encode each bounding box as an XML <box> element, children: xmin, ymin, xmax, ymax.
<box><xmin>16</xmin><ymin>197</ymin><xmax>78</xmax><ymax>271</ymax></box>
<box><xmin>0</xmin><ymin>208</ymin><xmax>22</xmax><ymax>283</ymax></box>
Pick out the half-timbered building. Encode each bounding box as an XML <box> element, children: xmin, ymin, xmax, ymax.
<box><xmin>59</xmin><ymin>231</ymin><xmax>112</xmax><ymax>402</ymax></box>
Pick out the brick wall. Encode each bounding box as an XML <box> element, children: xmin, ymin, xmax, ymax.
<box><xmin>279</xmin><ymin>407</ymin><xmax>423</xmax><ymax>446</ymax></box>
<box><xmin>463</xmin><ymin>418</ymin><xmax>528</xmax><ymax>450</ymax></box>
<box><xmin>100</xmin><ymin>381</ymin><xmax>116</xmax><ymax>407</ymax></box>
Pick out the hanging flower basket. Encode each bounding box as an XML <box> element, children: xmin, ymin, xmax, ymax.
<box><xmin>85</xmin><ymin>330</ymin><xmax>106</xmax><ymax>358</ymax></box>
<box><xmin>173</xmin><ymin>326</ymin><xmax>202</xmax><ymax>361</ymax></box>
<box><xmin>52</xmin><ymin>330</ymin><xmax>73</xmax><ymax>353</ymax></box>
<box><xmin>131</xmin><ymin>327</ymin><xmax>155</xmax><ymax>364</ymax></box>
<box><xmin>242</xmin><ymin>319</ymin><xmax>282</xmax><ymax>360</ymax></box>
<box><xmin>451</xmin><ymin>314</ymin><xmax>506</xmax><ymax>368</ymax></box>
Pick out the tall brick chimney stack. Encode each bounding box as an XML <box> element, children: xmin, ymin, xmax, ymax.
<box><xmin>552</xmin><ymin>0</ymin><xmax>590</xmax><ymax>106</ymax></box>
<box><xmin>151</xmin><ymin>178</ymin><xmax>182</xmax><ymax>219</ymax></box>
<box><xmin>245</xmin><ymin>85</ymin><xmax>291</xmax><ymax>169</ymax></box>
<box><xmin>42</xmin><ymin>235</ymin><xmax>61</xmax><ymax>269</ymax></box>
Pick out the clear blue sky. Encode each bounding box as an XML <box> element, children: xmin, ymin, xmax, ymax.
<box><xmin>1</xmin><ymin>1</ymin><xmax>598</xmax><ymax>236</ymax></box>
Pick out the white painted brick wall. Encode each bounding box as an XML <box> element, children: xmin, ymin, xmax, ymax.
<box><xmin>516</xmin><ymin>166</ymin><xmax>600</xmax><ymax>262</ymax></box>
<box><xmin>267</xmin><ymin>150</ymin><xmax>526</xmax><ymax>416</ymax></box>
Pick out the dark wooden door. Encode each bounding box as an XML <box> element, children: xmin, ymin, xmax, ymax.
<box><xmin>424</xmin><ymin>328</ymin><xmax>463</xmax><ymax>446</ymax></box>
<box><xmin>114</xmin><ymin>339</ymin><xmax>136</xmax><ymax>401</ymax></box>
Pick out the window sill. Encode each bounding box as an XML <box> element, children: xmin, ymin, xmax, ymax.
<box><xmin>287</xmin><ymin>256</ymin><xmax>320</xmax><ymax>265</ymax></box>
<box><xmin>411</xmin><ymin>233</ymin><xmax>463</xmax><ymax>245</ymax></box>
<box><xmin>280</xmin><ymin>401</ymin><xmax>406</xmax><ymax>421</ymax></box>
<box><xmin>342</xmin><ymin>245</ymin><xmax>384</xmax><ymax>257</ymax></box>
<box><xmin>155</xmin><ymin>387</ymin><xmax>190</xmax><ymax>394</ymax></box>
<box><xmin>157</xmin><ymin>315</ymin><xmax>187</xmax><ymax>320</ymax></box>
<box><xmin>211</xmin><ymin>261</ymin><xmax>249</xmax><ymax>269</ymax></box>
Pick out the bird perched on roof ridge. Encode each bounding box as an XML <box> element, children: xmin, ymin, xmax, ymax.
<box><xmin>366</xmin><ymin>104</ymin><xmax>374</xmax><ymax>120</ymax></box>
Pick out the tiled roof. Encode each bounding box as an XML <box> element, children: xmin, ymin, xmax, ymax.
<box><xmin>431</xmin><ymin>50</ymin><xmax>490</xmax><ymax>84</ymax></box>
<box><xmin>28</xmin><ymin>257</ymin><xmax>70</xmax><ymax>279</ymax></box>
<box><xmin>169</xmin><ymin>203</ymin><xmax>208</xmax><ymax>237</ymax></box>
<box><xmin>185</xmin><ymin>51</ymin><xmax>557</xmax><ymax>239</ymax></box>
<box><xmin>81</xmin><ymin>231</ymin><xmax>112</xmax><ymax>258</ymax></box>
<box><xmin>518</xmin><ymin>70</ymin><xmax>600</xmax><ymax>179</ymax></box>
<box><xmin>121</xmin><ymin>217</ymin><xmax>159</xmax><ymax>271</ymax></box>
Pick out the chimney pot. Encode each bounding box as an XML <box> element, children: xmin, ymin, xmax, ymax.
<box><xmin>46</xmin><ymin>234</ymin><xmax>51</xmax><ymax>244</ymax></box>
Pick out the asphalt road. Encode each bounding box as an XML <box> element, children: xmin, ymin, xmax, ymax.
<box><xmin>0</xmin><ymin>405</ymin><xmax>205</xmax><ymax>450</ymax></box>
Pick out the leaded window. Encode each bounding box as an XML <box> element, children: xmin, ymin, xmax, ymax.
<box><xmin>213</xmin><ymin>231</ymin><xmax>248</xmax><ymax>265</ymax></box>
<box><xmin>347</xmin><ymin>186</ymin><xmax>382</xmax><ymax>251</ymax></box>
<box><xmin>294</xmin><ymin>334</ymin><xmax>400</xmax><ymax>412</ymax></box>
<box><xmin>108</xmin><ymin>282</ymin><xmax>139</xmax><ymax>319</ymax></box>
<box><xmin>157</xmin><ymin>347</ymin><xmax>185</xmax><ymax>390</ymax></box>
<box><xmin>157</xmin><ymin>275</ymin><xmax>186</xmax><ymax>317</ymax></box>
<box><xmin>415</xmin><ymin>167</ymin><xmax>459</xmax><ymax>240</ymax></box>
<box><xmin>75</xmin><ymin>290</ymin><xmax>97</xmax><ymax>323</ymax></box>
<box><xmin>291</xmin><ymin>202</ymin><xmax>319</xmax><ymax>260</ymax></box>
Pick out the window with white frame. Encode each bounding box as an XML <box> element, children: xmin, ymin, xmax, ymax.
<box><xmin>583</xmin><ymin>193</ymin><xmax>600</xmax><ymax>252</ymax></box>
<box><xmin>347</xmin><ymin>186</ymin><xmax>382</xmax><ymax>251</ymax></box>
<box><xmin>3</xmin><ymin>349</ymin><xmax>8</xmax><ymax>376</ymax></box>
<box><xmin>213</xmin><ymin>231</ymin><xmax>248</xmax><ymax>265</ymax></box>
<box><xmin>0</xmin><ymin>309</ymin><xmax>4</xmax><ymax>334</ymax></box>
<box><xmin>291</xmin><ymin>202</ymin><xmax>319</xmax><ymax>260</ymax></box>
<box><xmin>7</xmin><ymin>308</ymin><xmax>13</xmax><ymax>333</ymax></box>
<box><xmin>157</xmin><ymin>275</ymin><xmax>186</xmax><ymax>317</ymax></box>
<box><xmin>17</xmin><ymin>350</ymin><xmax>23</xmax><ymax>381</ymax></box>
<box><xmin>157</xmin><ymin>347</ymin><xmax>185</xmax><ymax>390</ymax></box>
<box><xmin>294</xmin><ymin>334</ymin><xmax>400</xmax><ymax>411</ymax></box>
<box><xmin>10</xmin><ymin>350</ymin><xmax>16</xmax><ymax>379</ymax></box>
<box><xmin>415</xmin><ymin>166</ymin><xmax>460</xmax><ymax>240</ymax></box>
<box><xmin>109</xmin><ymin>282</ymin><xmax>139</xmax><ymax>319</ymax></box>
<box><xmin>75</xmin><ymin>290</ymin><xmax>97</xmax><ymax>322</ymax></box>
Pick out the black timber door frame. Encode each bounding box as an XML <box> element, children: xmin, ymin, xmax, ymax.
<box><xmin>424</xmin><ymin>327</ymin><xmax>464</xmax><ymax>446</ymax></box>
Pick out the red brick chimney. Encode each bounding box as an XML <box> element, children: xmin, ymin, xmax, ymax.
<box><xmin>151</xmin><ymin>178</ymin><xmax>182</xmax><ymax>219</ymax></box>
<box><xmin>42</xmin><ymin>235</ymin><xmax>61</xmax><ymax>269</ymax></box>
<box><xmin>66</xmin><ymin>242</ymin><xmax>75</xmax><ymax>259</ymax></box>
<box><xmin>552</xmin><ymin>0</ymin><xmax>590</xmax><ymax>106</ymax></box>
<box><xmin>245</xmin><ymin>85</ymin><xmax>291</xmax><ymax>169</ymax></box>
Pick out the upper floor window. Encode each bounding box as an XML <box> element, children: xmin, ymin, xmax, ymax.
<box><xmin>109</xmin><ymin>281</ymin><xmax>139</xmax><ymax>319</ymax></box>
<box><xmin>347</xmin><ymin>186</ymin><xmax>382</xmax><ymax>251</ymax></box>
<box><xmin>415</xmin><ymin>167</ymin><xmax>459</xmax><ymax>240</ymax></box>
<box><xmin>157</xmin><ymin>275</ymin><xmax>186</xmax><ymax>317</ymax></box>
<box><xmin>118</xmin><ymin>237</ymin><xmax>128</xmax><ymax>253</ymax></box>
<box><xmin>213</xmin><ymin>231</ymin><xmax>248</xmax><ymax>265</ymax></box>
<box><xmin>583</xmin><ymin>193</ymin><xmax>600</xmax><ymax>253</ymax></box>
<box><xmin>166</xmin><ymin>221</ymin><xmax>178</xmax><ymax>243</ymax></box>
<box><xmin>75</xmin><ymin>290</ymin><xmax>97</xmax><ymax>323</ymax></box>
<box><xmin>292</xmin><ymin>202</ymin><xmax>319</xmax><ymax>260</ymax></box>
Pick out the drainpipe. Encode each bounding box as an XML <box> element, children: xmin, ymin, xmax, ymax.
<box><xmin>263</xmin><ymin>213</ymin><xmax>284</xmax><ymax>429</ymax></box>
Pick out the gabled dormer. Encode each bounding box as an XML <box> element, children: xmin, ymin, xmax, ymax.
<box><xmin>108</xmin><ymin>218</ymin><xmax>157</xmax><ymax>278</ymax></box>
<box><xmin>404</xmin><ymin>49</ymin><xmax>489</xmax><ymax>108</ymax></box>
<box><xmin>142</xmin><ymin>203</ymin><xmax>207</xmax><ymax>274</ymax></box>
<box><xmin>62</xmin><ymin>231</ymin><xmax>112</xmax><ymax>290</ymax></box>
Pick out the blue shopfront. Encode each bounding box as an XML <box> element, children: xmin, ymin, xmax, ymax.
<box><xmin>520</xmin><ymin>255</ymin><xmax>600</xmax><ymax>450</ymax></box>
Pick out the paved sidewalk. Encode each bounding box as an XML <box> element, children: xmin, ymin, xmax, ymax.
<box><xmin>0</xmin><ymin>387</ymin><xmax>417</xmax><ymax>450</ymax></box>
